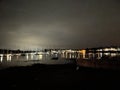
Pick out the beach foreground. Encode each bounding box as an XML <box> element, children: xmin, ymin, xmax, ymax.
<box><xmin>0</xmin><ymin>64</ymin><xmax>120</xmax><ymax>90</ymax></box>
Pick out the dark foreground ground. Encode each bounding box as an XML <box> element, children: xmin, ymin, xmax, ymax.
<box><xmin>0</xmin><ymin>64</ymin><xmax>120</xmax><ymax>90</ymax></box>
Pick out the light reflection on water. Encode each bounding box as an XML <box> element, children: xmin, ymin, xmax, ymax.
<box><xmin>0</xmin><ymin>53</ymin><xmax>78</xmax><ymax>69</ymax></box>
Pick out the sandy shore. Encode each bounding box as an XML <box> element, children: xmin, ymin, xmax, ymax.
<box><xmin>0</xmin><ymin>64</ymin><xmax>120</xmax><ymax>89</ymax></box>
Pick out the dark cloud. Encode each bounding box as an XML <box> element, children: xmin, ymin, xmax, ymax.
<box><xmin>0</xmin><ymin>0</ymin><xmax>120</xmax><ymax>49</ymax></box>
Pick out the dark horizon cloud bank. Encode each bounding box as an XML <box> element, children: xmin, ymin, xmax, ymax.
<box><xmin>0</xmin><ymin>0</ymin><xmax>120</xmax><ymax>49</ymax></box>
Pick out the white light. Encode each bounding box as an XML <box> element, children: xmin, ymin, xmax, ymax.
<box><xmin>111</xmin><ymin>53</ymin><xmax>117</xmax><ymax>57</ymax></box>
<box><xmin>104</xmin><ymin>53</ymin><xmax>110</xmax><ymax>55</ymax></box>
<box><xmin>110</xmin><ymin>48</ymin><xmax>117</xmax><ymax>51</ymax></box>
<box><xmin>97</xmin><ymin>49</ymin><xmax>102</xmax><ymax>51</ymax></box>
<box><xmin>7</xmin><ymin>54</ymin><xmax>11</xmax><ymax>61</ymax></box>
<box><xmin>26</xmin><ymin>54</ymin><xmax>29</xmax><ymax>60</ymax></box>
<box><xmin>39</xmin><ymin>55</ymin><xmax>43</xmax><ymax>60</ymax></box>
<box><xmin>104</xmin><ymin>48</ymin><xmax>117</xmax><ymax>51</ymax></box>
<box><xmin>104</xmin><ymin>48</ymin><xmax>109</xmax><ymax>51</ymax></box>
<box><xmin>0</xmin><ymin>54</ymin><xmax>3</xmax><ymax>62</ymax></box>
<box><xmin>117</xmin><ymin>48</ymin><xmax>120</xmax><ymax>51</ymax></box>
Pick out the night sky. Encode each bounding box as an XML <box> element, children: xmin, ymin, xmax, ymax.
<box><xmin>0</xmin><ymin>0</ymin><xmax>120</xmax><ymax>49</ymax></box>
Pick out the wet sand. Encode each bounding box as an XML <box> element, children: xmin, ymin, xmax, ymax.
<box><xmin>0</xmin><ymin>64</ymin><xmax>120</xmax><ymax>90</ymax></box>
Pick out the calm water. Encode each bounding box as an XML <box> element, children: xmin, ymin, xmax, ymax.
<box><xmin>0</xmin><ymin>52</ymin><xmax>78</xmax><ymax>69</ymax></box>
